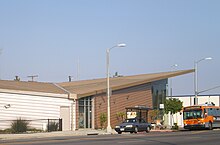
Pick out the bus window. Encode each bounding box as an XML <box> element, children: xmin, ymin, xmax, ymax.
<box><xmin>217</xmin><ymin>109</ymin><xmax>220</xmax><ymax>116</ymax></box>
<box><xmin>196</xmin><ymin>111</ymin><xmax>202</xmax><ymax>118</ymax></box>
<box><xmin>208</xmin><ymin>108</ymin><xmax>215</xmax><ymax>116</ymax></box>
<box><xmin>183</xmin><ymin>110</ymin><xmax>203</xmax><ymax>119</ymax></box>
<box><xmin>203</xmin><ymin>109</ymin><xmax>207</xmax><ymax>118</ymax></box>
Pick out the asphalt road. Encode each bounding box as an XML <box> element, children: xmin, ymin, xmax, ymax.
<box><xmin>1</xmin><ymin>130</ymin><xmax>220</xmax><ymax>145</ymax></box>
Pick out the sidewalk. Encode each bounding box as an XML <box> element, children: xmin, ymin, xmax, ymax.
<box><xmin>0</xmin><ymin>129</ymin><xmax>113</xmax><ymax>140</ymax></box>
<box><xmin>0</xmin><ymin>129</ymin><xmax>174</xmax><ymax>140</ymax></box>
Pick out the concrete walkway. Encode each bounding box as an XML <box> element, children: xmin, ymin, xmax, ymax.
<box><xmin>0</xmin><ymin>129</ymin><xmax>174</xmax><ymax>140</ymax></box>
<box><xmin>0</xmin><ymin>129</ymin><xmax>113</xmax><ymax>140</ymax></box>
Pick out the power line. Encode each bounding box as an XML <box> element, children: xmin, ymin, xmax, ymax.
<box><xmin>198</xmin><ymin>85</ymin><xmax>220</xmax><ymax>94</ymax></box>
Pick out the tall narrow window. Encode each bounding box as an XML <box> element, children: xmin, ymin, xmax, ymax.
<box><xmin>152</xmin><ymin>79</ymin><xmax>168</xmax><ymax>110</ymax></box>
<box><xmin>78</xmin><ymin>96</ymin><xmax>92</xmax><ymax>128</ymax></box>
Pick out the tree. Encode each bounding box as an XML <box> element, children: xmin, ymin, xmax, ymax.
<box><xmin>164</xmin><ymin>98</ymin><xmax>183</xmax><ymax>127</ymax></box>
<box><xmin>164</xmin><ymin>98</ymin><xmax>183</xmax><ymax>114</ymax></box>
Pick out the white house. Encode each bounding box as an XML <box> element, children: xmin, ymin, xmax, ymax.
<box><xmin>0</xmin><ymin>80</ymin><xmax>77</xmax><ymax>131</ymax></box>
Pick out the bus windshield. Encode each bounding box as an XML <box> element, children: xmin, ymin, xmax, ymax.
<box><xmin>183</xmin><ymin>109</ymin><xmax>203</xmax><ymax>120</ymax></box>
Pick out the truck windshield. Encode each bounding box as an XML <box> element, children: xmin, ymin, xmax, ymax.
<box><xmin>183</xmin><ymin>109</ymin><xmax>203</xmax><ymax>119</ymax></box>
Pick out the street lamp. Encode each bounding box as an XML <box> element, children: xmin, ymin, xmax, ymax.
<box><xmin>194</xmin><ymin>57</ymin><xmax>212</xmax><ymax>105</ymax></box>
<box><xmin>170</xmin><ymin>64</ymin><xmax>178</xmax><ymax>98</ymax></box>
<box><xmin>106</xmin><ymin>43</ymin><xmax>126</xmax><ymax>133</ymax></box>
<box><xmin>168</xmin><ymin>64</ymin><xmax>178</xmax><ymax>128</ymax></box>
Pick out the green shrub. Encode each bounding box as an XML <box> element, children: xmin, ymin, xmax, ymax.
<box><xmin>11</xmin><ymin>118</ymin><xmax>29</xmax><ymax>133</ymax></box>
<box><xmin>0</xmin><ymin>128</ymin><xmax>12</xmax><ymax>134</ymax></box>
<box><xmin>100</xmin><ymin>113</ymin><xmax>107</xmax><ymax>129</ymax></box>
<box><xmin>172</xmin><ymin>123</ymin><xmax>179</xmax><ymax>130</ymax></box>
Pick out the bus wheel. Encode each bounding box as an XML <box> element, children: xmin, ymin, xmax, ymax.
<box><xmin>208</xmin><ymin>122</ymin><xmax>213</xmax><ymax>130</ymax></box>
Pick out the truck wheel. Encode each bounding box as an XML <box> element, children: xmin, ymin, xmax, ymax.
<box><xmin>146</xmin><ymin>126</ymin><xmax>150</xmax><ymax>133</ymax></box>
<box><xmin>118</xmin><ymin>132</ymin><xmax>122</xmax><ymax>134</ymax></box>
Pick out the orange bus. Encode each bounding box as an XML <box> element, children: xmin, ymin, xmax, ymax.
<box><xmin>183</xmin><ymin>104</ymin><xmax>220</xmax><ymax>130</ymax></box>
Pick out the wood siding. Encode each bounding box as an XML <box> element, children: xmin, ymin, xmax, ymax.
<box><xmin>94</xmin><ymin>83</ymin><xmax>152</xmax><ymax>129</ymax></box>
<box><xmin>0</xmin><ymin>93</ymin><xmax>76</xmax><ymax>131</ymax></box>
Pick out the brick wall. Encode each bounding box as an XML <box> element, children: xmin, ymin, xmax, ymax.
<box><xmin>94</xmin><ymin>83</ymin><xmax>152</xmax><ymax>129</ymax></box>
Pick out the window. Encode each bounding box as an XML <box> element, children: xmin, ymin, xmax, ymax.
<box><xmin>140</xmin><ymin>119</ymin><xmax>146</xmax><ymax>123</ymax></box>
<box><xmin>124</xmin><ymin>118</ymin><xmax>136</xmax><ymax>123</ymax></box>
<box><xmin>152</xmin><ymin>79</ymin><xmax>167</xmax><ymax>110</ymax></box>
<box><xmin>78</xmin><ymin>96</ymin><xmax>92</xmax><ymax>128</ymax></box>
<box><xmin>183</xmin><ymin>110</ymin><xmax>203</xmax><ymax>119</ymax></box>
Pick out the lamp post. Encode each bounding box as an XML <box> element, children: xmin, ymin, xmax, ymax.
<box><xmin>194</xmin><ymin>57</ymin><xmax>212</xmax><ymax>105</ymax></box>
<box><xmin>106</xmin><ymin>43</ymin><xmax>126</xmax><ymax>133</ymax></box>
<box><xmin>170</xmin><ymin>64</ymin><xmax>178</xmax><ymax>98</ymax></box>
<box><xmin>167</xmin><ymin>64</ymin><xmax>178</xmax><ymax>128</ymax></box>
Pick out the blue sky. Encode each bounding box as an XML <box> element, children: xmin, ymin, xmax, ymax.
<box><xmin>0</xmin><ymin>0</ymin><xmax>220</xmax><ymax>95</ymax></box>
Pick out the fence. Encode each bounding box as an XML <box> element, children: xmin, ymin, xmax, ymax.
<box><xmin>0</xmin><ymin>118</ymin><xmax>62</xmax><ymax>132</ymax></box>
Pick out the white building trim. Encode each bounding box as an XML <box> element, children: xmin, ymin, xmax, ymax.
<box><xmin>0</xmin><ymin>88</ymin><xmax>68</xmax><ymax>98</ymax></box>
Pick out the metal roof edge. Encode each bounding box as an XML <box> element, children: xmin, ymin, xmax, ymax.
<box><xmin>78</xmin><ymin>69</ymin><xmax>194</xmax><ymax>98</ymax></box>
<box><xmin>53</xmin><ymin>83</ymin><xmax>77</xmax><ymax>100</ymax></box>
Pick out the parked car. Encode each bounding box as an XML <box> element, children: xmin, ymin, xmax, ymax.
<box><xmin>115</xmin><ymin>118</ymin><xmax>151</xmax><ymax>134</ymax></box>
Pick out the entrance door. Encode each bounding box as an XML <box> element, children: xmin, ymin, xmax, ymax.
<box><xmin>78</xmin><ymin>97</ymin><xmax>92</xmax><ymax>128</ymax></box>
<box><xmin>60</xmin><ymin>106</ymin><xmax>70</xmax><ymax>131</ymax></box>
